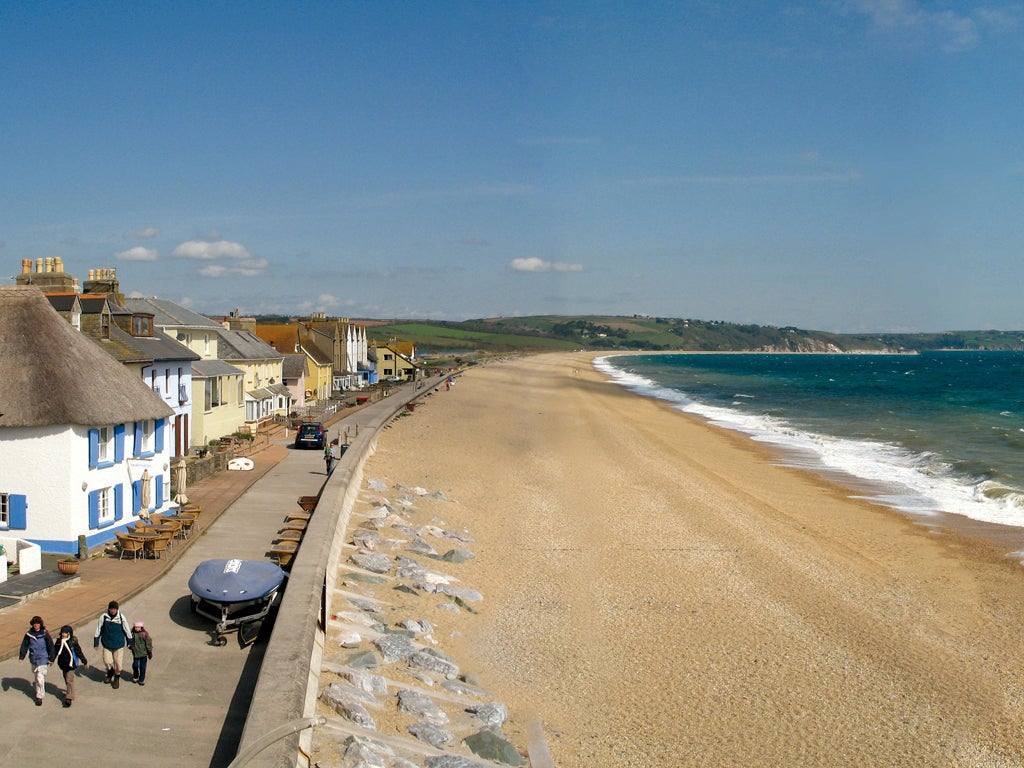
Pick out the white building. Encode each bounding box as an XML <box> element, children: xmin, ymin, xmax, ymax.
<box><xmin>0</xmin><ymin>286</ymin><xmax>174</xmax><ymax>555</ymax></box>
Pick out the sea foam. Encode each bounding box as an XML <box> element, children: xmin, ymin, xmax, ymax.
<box><xmin>594</xmin><ymin>356</ymin><xmax>1024</xmax><ymax>529</ymax></box>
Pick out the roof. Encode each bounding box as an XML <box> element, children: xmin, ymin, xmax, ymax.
<box><xmin>45</xmin><ymin>293</ymin><xmax>81</xmax><ymax>312</ymax></box>
<box><xmin>192</xmin><ymin>358</ymin><xmax>245</xmax><ymax>378</ymax></box>
<box><xmin>0</xmin><ymin>286</ymin><xmax>173</xmax><ymax>428</ymax></box>
<box><xmin>282</xmin><ymin>354</ymin><xmax>306</xmax><ymax>379</ymax></box>
<box><xmin>123</xmin><ymin>297</ymin><xmax>221</xmax><ymax>328</ymax></box>
<box><xmin>216</xmin><ymin>328</ymin><xmax>284</xmax><ymax>362</ymax></box>
<box><xmin>254</xmin><ymin>324</ymin><xmax>300</xmax><ymax>354</ymax></box>
<box><xmin>78</xmin><ymin>295</ymin><xmax>110</xmax><ymax>314</ymax></box>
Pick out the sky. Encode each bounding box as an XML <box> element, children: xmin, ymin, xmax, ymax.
<box><xmin>2</xmin><ymin>1</ymin><xmax>1023</xmax><ymax>333</ymax></box>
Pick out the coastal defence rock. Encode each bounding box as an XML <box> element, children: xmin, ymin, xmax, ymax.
<box><xmin>373</xmin><ymin>633</ymin><xmax>417</xmax><ymax>663</ymax></box>
<box><xmin>322</xmin><ymin>682</ymin><xmax>377</xmax><ymax>730</ymax></box>
<box><xmin>407</xmin><ymin>720</ymin><xmax>454</xmax><ymax>748</ymax></box>
<box><xmin>463</xmin><ymin>728</ymin><xmax>526</xmax><ymax>766</ymax></box>
<box><xmin>398</xmin><ymin>688</ymin><xmax>449</xmax><ymax>725</ymax></box>
<box><xmin>351</xmin><ymin>552</ymin><xmax>392</xmax><ymax>573</ymax></box>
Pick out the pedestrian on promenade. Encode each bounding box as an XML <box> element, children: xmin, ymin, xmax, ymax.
<box><xmin>53</xmin><ymin>624</ymin><xmax>88</xmax><ymax>707</ymax></box>
<box><xmin>324</xmin><ymin>440</ymin><xmax>335</xmax><ymax>475</ymax></box>
<box><xmin>129</xmin><ymin>620</ymin><xmax>154</xmax><ymax>685</ymax></box>
<box><xmin>18</xmin><ymin>615</ymin><xmax>55</xmax><ymax>706</ymax></box>
<box><xmin>93</xmin><ymin>600</ymin><xmax>132</xmax><ymax>689</ymax></box>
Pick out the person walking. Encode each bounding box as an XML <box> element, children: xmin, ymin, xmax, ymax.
<box><xmin>324</xmin><ymin>440</ymin><xmax>335</xmax><ymax>475</ymax></box>
<box><xmin>93</xmin><ymin>600</ymin><xmax>132</xmax><ymax>689</ymax></box>
<box><xmin>18</xmin><ymin>615</ymin><xmax>55</xmax><ymax>706</ymax></box>
<box><xmin>129</xmin><ymin>620</ymin><xmax>154</xmax><ymax>685</ymax></box>
<box><xmin>53</xmin><ymin>624</ymin><xmax>88</xmax><ymax>707</ymax></box>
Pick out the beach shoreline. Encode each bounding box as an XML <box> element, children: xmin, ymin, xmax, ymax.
<box><xmin>353</xmin><ymin>351</ymin><xmax>1024</xmax><ymax>766</ymax></box>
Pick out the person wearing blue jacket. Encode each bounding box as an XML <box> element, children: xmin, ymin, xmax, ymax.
<box><xmin>18</xmin><ymin>615</ymin><xmax>55</xmax><ymax>706</ymax></box>
<box><xmin>93</xmin><ymin>600</ymin><xmax>131</xmax><ymax>689</ymax></box>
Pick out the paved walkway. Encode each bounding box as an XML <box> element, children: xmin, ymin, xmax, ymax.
<box><xmin>0</xmin><ymin>418</ymin><xmax>346</xmax><ymax>766</ymax></box>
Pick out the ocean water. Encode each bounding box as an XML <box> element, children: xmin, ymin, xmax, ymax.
<box><xmin>596</xmin><ymin>352</ymin><xmax>1024</xmax><ymax>529</ymax></box>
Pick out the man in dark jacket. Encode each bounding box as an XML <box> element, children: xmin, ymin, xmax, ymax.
<box><xmin>18</xmin><ymin>615</ymin><xmax>55</xmax><ymax>706</ymax></box>
<box><xmin>93</xmin><ymin>600</ymin><xmax>131</xmax><ymax>689</ymax></box>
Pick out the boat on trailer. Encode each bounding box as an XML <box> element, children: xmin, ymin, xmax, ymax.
<box><xmin>188</xmin><ymin>558</ymin><xmax>287</xmax><ymax>646</ymax></box>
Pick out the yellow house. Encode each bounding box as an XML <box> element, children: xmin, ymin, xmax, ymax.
<box><xmin>125</xmin><ymin>297</ymin><xmax>246</xmax><ymax>449</ymax></box>
<box><xmin>368</xmin><ymin>340</ymin><xmax>420</xmax><ymax>381</ymax></box>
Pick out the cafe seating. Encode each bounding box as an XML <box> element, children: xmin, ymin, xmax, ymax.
<box><xmin>146</xmin><ymin>534</ymin><xmax>171</xmax><ymax>560</ymax></box>
<box><xmin>115</xmin><ymin>532</ymin><xmax>144</xmax><ymax>561</ymax></box>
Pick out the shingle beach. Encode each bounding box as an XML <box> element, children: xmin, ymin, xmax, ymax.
<box><xmin>319</xmin><ymin>351</ymin><xmax>1024</xmax><ymax>767</ymax></box>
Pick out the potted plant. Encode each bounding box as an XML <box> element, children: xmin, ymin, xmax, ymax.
<box><xmin>57</xmin><ymin>556</ymin><xmax>80</xmax><ymax>575</ymax></box>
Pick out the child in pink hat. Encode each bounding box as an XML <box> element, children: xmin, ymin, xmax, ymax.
<box><xmin>129</xmin><ymin>620</ymin><xmax>154</xmax><ymax>685</ymax></box>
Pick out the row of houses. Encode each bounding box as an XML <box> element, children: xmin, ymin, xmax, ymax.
<box><xmin>0</xmin><ymin>259</ymin><xmax>420</xmax><ymax>558</ymax></box>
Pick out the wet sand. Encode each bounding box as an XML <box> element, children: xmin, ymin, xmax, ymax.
<box><xmin>357</xmin><ymin>351</ymin><xmax>1024</xmax><ymax>767</ymax></box>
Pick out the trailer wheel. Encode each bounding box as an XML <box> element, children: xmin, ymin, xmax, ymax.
<box><xmin>215</xmin><ymin>634</ymin><xmax>228</xmax><ymax>647</ymax></box>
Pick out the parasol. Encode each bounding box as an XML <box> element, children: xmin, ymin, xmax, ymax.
<box><xmin>174</xmin><ymin>459</ymin><xmax>188</xmax><ymax>505</ymax></box>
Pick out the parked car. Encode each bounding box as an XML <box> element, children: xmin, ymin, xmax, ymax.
<box><xmin>294</xmin><ymin>422</ymin><xmax>325</xmax><ymax>449</ymax></box>
<box><xmin>385</xmin><ymin>375</ymin><xmax>403</xmax><ymax>383</ymax></box>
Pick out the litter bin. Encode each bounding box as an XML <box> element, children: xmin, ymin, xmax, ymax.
<box><xmin>406</xmin><ymin>403</ymin><xmax>415</xmax><ymax>412</ymax></box>
<box><xmin>339</xmin><ymin>443</ymin><xmax>349</xmax><ymax>457</ymax></box>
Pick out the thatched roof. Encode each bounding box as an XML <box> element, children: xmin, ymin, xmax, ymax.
<box><xmin>0</xmin><ymin>286</ymin><xmax>173</xmax><ymax>428</ymax></box>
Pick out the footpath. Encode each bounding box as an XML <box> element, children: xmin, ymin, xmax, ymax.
<box><xmin>0</xmin><ymin>407</ymin><xmax>360</xmax><ymax>767</ymax></box>
<box><xmin>0</xmin><ymin>439</ymin><xmax>290</xmax><ymax>661</ymax></box>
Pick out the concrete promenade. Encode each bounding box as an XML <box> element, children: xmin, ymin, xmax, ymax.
<box><xmin>0</xmin><ymin>383</ymin><xmax>434</xmax><ymax>767</ymax></box>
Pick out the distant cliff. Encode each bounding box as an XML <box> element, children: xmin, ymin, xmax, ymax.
<box><xmin>326</xmin><ymin>314</ymin><xmax>1024</xmax><ymax>355</ymax></box>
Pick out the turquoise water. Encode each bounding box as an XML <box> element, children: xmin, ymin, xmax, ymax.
<box><xmin>597</xmin><ymin>352</ymin><xmax>1024</xmax><ymax>528</ymax></box>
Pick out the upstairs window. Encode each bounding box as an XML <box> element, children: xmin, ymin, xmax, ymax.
<box><xmin>97</xmin><ymin>426</ymin><xmax>111</xmax><ymax>463</ymax></box>
<box><xmin>131</xmin><ymin>315</ymin><xmax>153</xmax><ymax>336</ymax></box>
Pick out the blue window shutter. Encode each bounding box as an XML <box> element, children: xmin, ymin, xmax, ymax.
<box><xmin>88</xmin><ymin>429</ymin><xmax>99</xmax><ymax>468</ymax></box>
<box><xmin>155</xmin><ymin>475</ymin><xmax>163</xmax><ymax>506</ymax></box>
<box><xmin>132</xmin><ymin>480</ymin><xmax>141</xmax><ymax>514</ymax></box>
<box><xmin>114</xmin><ymin>485</ymin><xmax>124</xmax><ymax>521</ymax></box>
<box><xmin>88</xmin><ymin>491</ymin><xmax>99</xmax><ymax>528</ymax></box>
<box><xmin>133</xmin><ymin>421</ymin><xmax>143</xmax><ymax>457</ymax></box>
<box><xmin>155</xmin><ymin>419</ymin><xmax>165</xmax><ymax>452</ymax></box>
<box><xmin>9</xmin><ymin>495</ymin><xmax>27</xmax><ymax>529</ymax></box>
<box><xmin>114</xmin><ymin>424</ymin><xmax>125</xmax><ymax>462</ymax></box>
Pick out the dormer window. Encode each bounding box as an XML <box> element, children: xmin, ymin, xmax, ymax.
<box><xmin>131</xmin><ymin>314</ymin><xmax>153</xmax><ymax>337</ymax></box>
<box><xmin>101</xmin><ymin>312</ymin><xmax>110</xmax><ymax>340</ymax></box>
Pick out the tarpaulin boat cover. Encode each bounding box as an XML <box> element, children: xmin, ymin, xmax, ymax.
<box><xmin>188</xmin><ymin>559</ymin><xmax>286</xmax><ymax>603</ymax></box>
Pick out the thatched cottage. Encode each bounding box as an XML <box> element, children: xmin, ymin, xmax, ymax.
<box><xmin>0</xmin><ymin>286</ymin><xmax>174</xmax><ymax>554</ymax></box>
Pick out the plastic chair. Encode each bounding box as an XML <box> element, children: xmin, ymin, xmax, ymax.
<box><xmin>115</xmin><ymin>532</ymin><xmax>144</xmax><ymax>561</ymax></box>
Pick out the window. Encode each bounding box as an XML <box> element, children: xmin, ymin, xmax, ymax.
<box><xmin>0</xmin><ymin>493</ymin><xmax>8</xmax><ymax>527</ymax></box>
<box><xmin>165</xmin><ymin>368</ymin><xmax>170</xmax><ymax>395</ymax></box>
<box><xmin>98</xmin><ymin>487</ymin><xmax>112</xmax><ymax>523</ymax></box>
<box><xmin>101</xmin><ymin>312</ymin><xmax>110</xmax><ymax>339</ymax></box>
<box><xmin>97</xmin><ymin>426</ymin><xmax>111</xmax><ymax>463</ymax></box>
<box><xmin>131</xmin><ymin>315</ymin><xmax>153</xmax><ymax>336</ymax></box>
<box><xmin>71</xmin><ymin>309</ymin><xmax>81</xmax><ymax>330</ymax></box>
<box><xmin>136</xmin><ymin>419</ymin><xmax>155</xmax><ymax>455</ymax></box>
<box><xmin>204</xmin><ymin>333</ymin><xmax>210</xmax><ymax>355</ymax></box>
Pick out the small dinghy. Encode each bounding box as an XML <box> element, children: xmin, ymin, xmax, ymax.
<box><xmin>188</xmin><ymin>558</ymin><xmax>287</xmax><ymax>646</ymax></box>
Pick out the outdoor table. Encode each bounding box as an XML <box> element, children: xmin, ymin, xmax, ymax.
<box><xmin>284</xmin><ymin>512</ymin><xmax>312</xmax><ymax>523</ymax></box>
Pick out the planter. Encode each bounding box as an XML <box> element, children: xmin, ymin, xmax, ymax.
<box><xmin>57</xmin><ymin>559</ymin><xmax>80</xmax><ymax>575</ymax></box>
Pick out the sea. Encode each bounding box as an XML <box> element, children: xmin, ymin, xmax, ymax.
<box><xmin>596</xmin><ymin>351</ymin><xmax>1024</xmax><ymax>532</ymax></box>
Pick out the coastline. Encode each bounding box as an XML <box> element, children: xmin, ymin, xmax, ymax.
<box><xmin>357</xmin><ymin>351</ymin><xmax>1024</xmax><ymax>766</ymax></box>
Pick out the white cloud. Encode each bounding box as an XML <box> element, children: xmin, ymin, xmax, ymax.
<box><xmin>172</xmin><ymin>239</ymin><xmax>252</xmax><ymax>260</ymax></box>
<box><xmin>123</xmin><ymin>227</ymin><xmax>160</xmax><ymax>239</ymax></box>
<box><xmin>115</xmin><ymin>246</ymin><xmax>158</xmax><ymax>262</ymax></box>
<box><xmin>509</xmin><ymin>257</ymin><xmax>584</xmax><ymax>273</ymax></box>
<box><xmin>847</xmin><ymin>0</ymin><xmax>981</xmax><ymax>51</ymax></box>
<box><xmin>198</xmin><ymin>258</ymin><xmax>268</xmax><ymax>278</ymax></box>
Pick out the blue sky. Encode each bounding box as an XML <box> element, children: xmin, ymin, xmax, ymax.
<box><xmin>3</xmin><ymin>1</ymin><xmax>1023</xmax><ymax>332</ymax></box>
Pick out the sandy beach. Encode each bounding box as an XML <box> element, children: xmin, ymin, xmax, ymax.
<box><xmin>352</xmin><ymin>351</ymin><xmax>1024</xmax><ymax>767</ymax></box>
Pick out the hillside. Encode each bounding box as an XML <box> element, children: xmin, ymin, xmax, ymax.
<box><xmin>357</xmin><ymin>315</ymin><xmax>1024</xmax><ymax>355</ymax></box>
